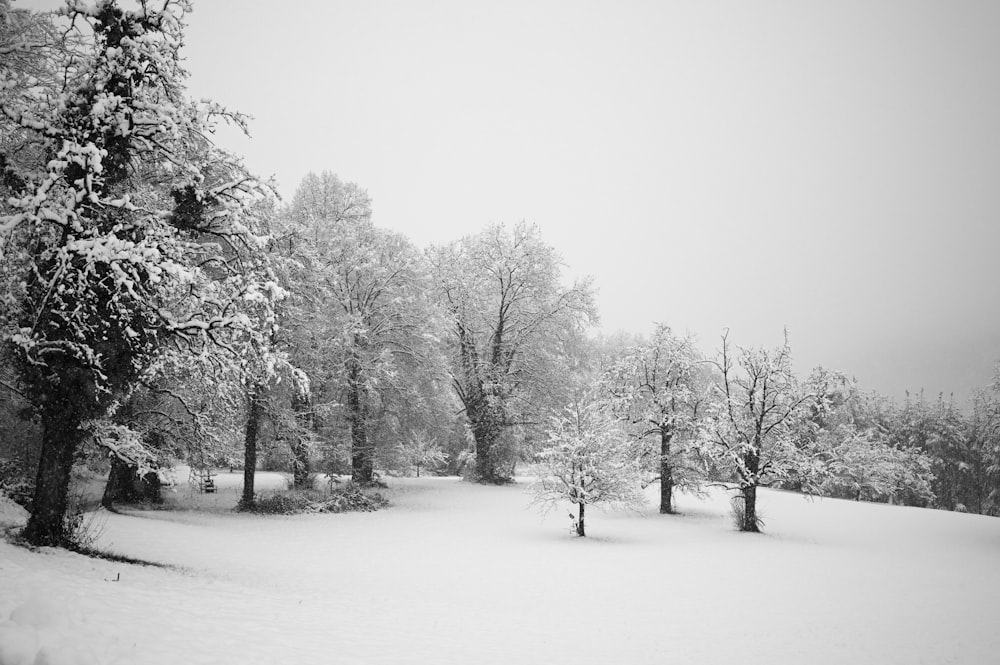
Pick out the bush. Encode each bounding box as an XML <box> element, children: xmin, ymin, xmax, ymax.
<box><xmin>0</xmin><ymin>458</ymin><xmax>33</xmax><ymax>510</ymax></box>
<box><xmin>63</xmin><ymin>489</ymin><xmax>108</xmax><ymax>550</ymax></box>
<box><xmin>245</xmin><ymin>483</ymin><xmax>389</xmax><ymax>515</ymax></box>
<box><xmin>730</xmin><ymin>494</ymin><xmax>765</xmax><ymax>532</ymax></box>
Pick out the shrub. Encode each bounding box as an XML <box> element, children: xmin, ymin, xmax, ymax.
<box><xmin>63</xmin><ymin>490</ymin><xmax>108</xmax><ymax>550</ymax></box>
<box><xmin>730</xmin><ymin>494</ymin><xmax>765</xmax><ymax>532</ymax></box>
<box><xmin>0</xmin><ymin>458</ymin><xmax>33</xmax><ymax>510</ymax></box>
<box><xmin>245</xmin><ymin>484</ymin><xmax>389</xmax><ymax>515</ymax></box>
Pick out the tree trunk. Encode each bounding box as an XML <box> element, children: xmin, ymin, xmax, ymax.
<box><xmin>469</xmin><ymin>402</ymin><xmax>507</xmax><ymax>484</ymax></box>
<box><xmin>290</xmin><ymin>439</ymin><xmax>311</xmax><ymax>489</ymax></box>
<box><xmin>348</xmin><ymin>379</ymin><xmax>375</xmax><ymax>485</ymax></box>
<box><xmin>576</xmin><ymin>502</ymin><xmax>586</xmax><ymax>537</ymax></box>
<box><xmin>346</xmin><ymin>350</ymin><xmax>376</xmax><ymax>486</ymax></box>
<box><xmin>474</xmin><ymin>431</ymin><xmax>504</xmax><ymax>483</ymax></box>
<box><xmin>240</xmin><ymin>388</ymin><xmax>265</xmax><ymax>510</ymax></box>
<box><xmin>102</xmin><ymin>457</ymin><xmax>161</xmax><ymax>508</ymax></box>
<box><xmin>737</xmin><ymin>444</ymin><xmax>761</xmax><ymax>532</ymax></box>
<box><xmin>23</xmin><ymin>414</ymin><xmax>83</xmax><ymax>547</ymax></box>
<box><xmin>740</xmin><ymin>484</ymin><xmax>760</xmax><ymax>532</ymax></box>
<box><xmin>290</xmin><ymin>385</ymin><xmax>312</xmax><ymax>490</ymax></box>
<box><xmin>659</xmin><ymin>429</ymin><xmax>675</xmax><ymax>514</ymax></box>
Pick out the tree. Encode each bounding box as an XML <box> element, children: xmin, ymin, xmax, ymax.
<box><xmin>392</xmin><ymin>431</ymin><xmax>447</xmax><ymax>477</ymax></box>
<box><xmin>89</xmin><ymin>328</ymin><xmax>270</xmax><ymax>510</ymax></box>
<box><xmin>797</xmin><ymin>367</ymin><xmax>935</xmax><ymax>505</ymax></box>
<box><xmin>697</xmin><ymin>331</ymin><xmax>814</xmax><ymax>532</ymax></box>
<box><xmin>603</xmin><ymin>324</ymin><xmax>705</xmax><ymax>514</ymax></box>
<box><xmin>429</xmin><ymin>222</ymin><xmax>595</xmax><ymax>483</ymax></box>
<box><xmin>287</xmin><ymin>171</ymin><xmax>371</xmax><ymax>229</ymax></box>
<box><xmin>532</xmin><ymin>396</ymin><xmax>645</xmax><ymax>536</ymax></box>
<box><xmin>0</xmin><ymin>1</ymin><xmax>281</xmax><ymax>545</ymax></box>
<box><xmin>810</xmin><ymin>424</ymin><xmax>934</xmax><ymax>503</ymax></box>
<box><xmin>325</xmin><ymin>221</ymin><xmax>444</xmax><ymax>484</ymax></box>
<box><xmin>968</xmin><ymin>381</ymin><xmax>1000</xmax><ymax>515</ymax></box>
<box><xmin>278</xmin><ymin>172</ymin><xmax>448</xmax><ymax>485</ymax></box>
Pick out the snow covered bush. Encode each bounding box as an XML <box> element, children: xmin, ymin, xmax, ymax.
<box><xmin>532</xmin><ymin>397</ymin><xmax>645</xmax><ymax>536</ymax></box>
<box><xmin>247</xmin><ymin>484</ymin><xmax>389</xmax><ymax>515</ymax></box>
<box><xmin>810</xmin><ymin>424</ymin><xmax>935</xmax><ymax>503</ymax></box>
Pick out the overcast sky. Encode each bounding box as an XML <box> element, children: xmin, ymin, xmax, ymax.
<box><xmin>21</xmin><ymin>0</ymin><xmax>1000</xmax><ymax>405</ymax></box>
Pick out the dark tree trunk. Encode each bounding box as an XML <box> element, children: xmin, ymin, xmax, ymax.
<box><xmin>290</xmin><ymin>387</ymin><xmax>312</xmax><ymax>490</ymax></box>
<box><xmin>240</xmin><ymin>388</ymin><xmax>265</xmax><ymax>510</ymax></box>
<box><xmin>348</xmin><ymin>378</ymin><xmax>375</xmax><ymax>485</ymax></box>
<box><xmin>576</xmin><ymin>502</ymin><xmax>586</xmax><ymax>537</ymax></box>
<box><xmin>474</xmin><ymin>429</ymin><xmax>505</xmax><ymax>483</ymax></box>
<box><xmin>23</xmin><ymin>414</ymin><xmax>83</xmax><ymax>546</ymax></box>
<box><xmin>737</xmin><ymin>443</ymin><xmax>761</xmax><ymax>532</ymax></box>
<box><xmin>659</xmin><ymin>428</ymin><xmax>675</xmax><ymax>514</ymax></box>
<box><xmin>346</xmin><ymin>348</ymin><xmax>376</xmax><ymax>485</ymax></box>
<box><xmin>740</xmin><ymin>484</ymin><xmax>760</xmax><ymax>532</ymax></box>
<box><xmin>290</xmin><ymin>439</ymin><xmax>311</xmax><ymax>489</ymax></box>
<box><xmin>467</xmin><ymin>396</ymin><xmax>508</xmax><ymax>484</ymax></box>
<box><xmin>102</xmin><ymin>457</ymin><xmax>161</xmax><ymax>508</ymax></box>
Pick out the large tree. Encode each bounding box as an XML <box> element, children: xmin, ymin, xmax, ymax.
<box><xmin>279</xmin><ymin>172</ymin><xmax>448</xmax><ymax>485</ymax></box>
<box><xmin>329</xmin><ymin>222</ymin><xmax>445</xmax><ymax>484</ymax></box>
<box><xmin>428</xmin><ymin>222</ymin><xmax>595</xmax><ymax>483</ymax></box>
<box><xmin>0</xmin><ymin>0</ymin><xmax>280</xmax><ymax>545</ymax></box>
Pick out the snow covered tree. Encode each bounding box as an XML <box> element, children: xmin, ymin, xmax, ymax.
<box><xmin>287</xmin><ymin>170</ymin><xmax>370</xmax><ymax>229</ymax></box>
<box><xmin>428</xmin><ymin>222</ymin><xmax>595</xmax><ymax>483</ymax></box>
<box><xmin>326</xmin><ymin>222</ymin><xmax>444</xmax><ymax>484</ymax></box>
<box><xmin>0</xmin><ymin>1</ymin><xmax>282</xmax><ymax>546</ymax></box>
<box><xmin>98</xmin><ymin>347</ymin><xmax>249</xmax><ymax>508</ymax></box>
<box><xmin>968</xmin><ymin>381</ymin><xmax>1000</xmax><ymax>515</ymax></box>
<box><xmin>392</xmin><ymin>431</ymin><xmax>446</xmax><ymax>477</ymax></box>
<box><xmin>603</xmin><ymin>324</ymin><xmax>705</xmax><ymax>513</ymax></box>
<box><xmin>888</xmin><ymin>391</ymin><xmax>990</xmax><ymax>511</ymax></box>
<box><xmin>808</xmin><ymin>424</ymin><xmax>934</xmax><ymax>503</ymax></box>
<box><xmin>277</xmin><ymin>172</ymin><xmax>449</xmax><ymax>485</ymax></box>
<box><xmin>697</xmin><ymin>331</ymin><xmax>814</xmax><ymax>532</ymax></box>
<box><xmin>532</xmin><ymin>396</ymin><xmax>645</xmax><ymax>536</ymax></box>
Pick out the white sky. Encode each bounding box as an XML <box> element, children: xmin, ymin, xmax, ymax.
<box><xmin>18</xmin><ymin>0</ymin><xmax>1000</xmax><ymax>405</ymax></box>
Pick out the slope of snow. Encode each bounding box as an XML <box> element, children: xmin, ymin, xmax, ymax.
<box><xmin>1</xmin><ymin>476</ymin><xmax>999</xmax><ymax>664</ymax></box>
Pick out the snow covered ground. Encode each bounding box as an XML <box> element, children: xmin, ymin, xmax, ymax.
<box><xmin>2</xmin><ymin>474</ymin><xmax>999</xmax><ymax>664</ymax></box>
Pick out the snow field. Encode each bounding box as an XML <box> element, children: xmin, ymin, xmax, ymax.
<box><xmin>2</xmin><ymin>476</ymin><xmax>999</xmax><ymax>664</ymax></box>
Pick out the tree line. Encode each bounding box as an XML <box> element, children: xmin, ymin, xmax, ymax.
<box><xmin>1</xmin><ymin>1</ymin><xmax>998</xmax><ymax>546</ymax></box>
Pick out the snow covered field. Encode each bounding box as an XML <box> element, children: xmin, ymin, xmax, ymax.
<box><xmin>2</xmin><ymin>474</ymin><xmax>999</xmax><ymax>664</ymax></box>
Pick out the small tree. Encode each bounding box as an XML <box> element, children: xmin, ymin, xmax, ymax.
<box><xmin>394</xmin><ymin>431</ymin><xmax>446</xmax><ymax>477</ymax></box>
<box><xmin>532</xmin><ymin>397</ymin><xmax>645</xmax><ymax>537</ymax></box>
<box><xmin>603</xmin><ymin>324</ymin><xmax>705</xmax><ymax>514</ymax></box>
<box><xmin>697</xmin><ymin>331</ymin><xmax>814</xmax><ymax>532</ymax></box>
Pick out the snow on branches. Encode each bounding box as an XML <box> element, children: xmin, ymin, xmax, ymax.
<box><xmin>0</xmin><ymin>0</ymin><xmax>282</xmax><ymax>546</ymax></box>
<box><xmin>696</xmin><ymin>331</ymin><xmax>815</xmax><ymax>532</ymax></box>
<box><xmin>532</xmin><ymin>396</ymin><xmax>645</xmax><ymax>536</ymax></box>
<box><xmin>1</xmin><ymin>0</ymin><xmax>280</xmax><ymax>408</ymax></box>
<box><xmin>601</xmin><ymin>323</ymin><xmax>706</xmax><ymax>513</ymax></box>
